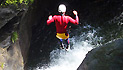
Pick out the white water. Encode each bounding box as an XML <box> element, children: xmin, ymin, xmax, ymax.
<box><xmin>36</xmin><ymin>26</ymin><xmax>102</xmax><ymax>70</ymax></box>
<box><xmin>37</xmin><ymin>42</ymin><xmax>93</xmax><ymax>70</ymax></box>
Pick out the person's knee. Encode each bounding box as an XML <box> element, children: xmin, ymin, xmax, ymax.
<box><xmin>60</xmin><ymin>39</ymin><xmax>63</xmax><ymax>41</ymax></box>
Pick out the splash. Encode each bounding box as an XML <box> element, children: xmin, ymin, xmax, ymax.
<box><xmin>35</xmin><ymin>28</ymin><xmax>101</xmax><ymax>70</ymax></box>
<box><xmin>37</xmin><ymin>42</ymin><xmax>93</xmax><ymax>70</ymax></box>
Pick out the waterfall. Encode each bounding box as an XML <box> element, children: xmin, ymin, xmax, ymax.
<box><xmin>35</xmin><ymin>25</ymin><xmax>102</xmax><ymax>70</ymax></box>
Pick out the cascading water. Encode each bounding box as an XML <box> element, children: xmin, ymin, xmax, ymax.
<box><xmin>28</xmin><ymin>12</ymin><xmax>122</xmax><ymax>69</ymax></box>
<box><xmin>27</xmin><ymin>12</ymin><xmax>122</xmax><ymax>69</ymax></box>
<box><xmin>27</xmin><ymin>0</ymin><xmax>122</xmax><ymax>68</ymax></box>
<box><xmin>35</xmin><ymin>25</ymin><xmax>103</xmax><ymax>70</ymax></box>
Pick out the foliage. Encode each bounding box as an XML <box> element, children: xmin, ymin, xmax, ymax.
<box><xmin>1</xmin><ymin>0</ymin><xmax>34</xmax><ymax>6</ymax></box>
<box><xmin>0</xmin><ymin>63</ymin><xmax>4</xmax><ymax>69</ymax></box>
<box><xmin>11</xmin><ymin>31</ymin><xmax>18</xmax><ymax>43</ymax></box>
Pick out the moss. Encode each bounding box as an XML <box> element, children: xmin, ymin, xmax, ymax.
<box><xmin>1</xmin><ymin>0</ymin><xmax>34</xmax><ymax>6</ymax></box>
<box><xmin>0</xmin><ymin>62</ymin><xmax>5</xmax><ymax>69</ymax></box>
<box><xmin>11</xmin><ymin>31</ymin><xmax>18</xmax><ymax>43</ymax></box>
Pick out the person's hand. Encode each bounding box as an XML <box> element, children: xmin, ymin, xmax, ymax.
<box><xmin>73</xmin><ymin>10</ymin><xmax>78</xmax><ymax>16</ymax></box>
<box><xmin>48</xmin><ymin>15</ymin><xmax>52</xmax><ymax>20</ymax></box>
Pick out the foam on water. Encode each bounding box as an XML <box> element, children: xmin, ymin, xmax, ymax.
<box><xmin>36</xmin><ymin>30</ymin><xmax>99</xmax><ymax>70</ymax></box>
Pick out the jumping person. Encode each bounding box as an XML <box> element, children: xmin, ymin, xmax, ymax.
<box><xmin>47</xmin><ymin>4</ymin><xmax>79</xmax><ymax>50</ymax></box>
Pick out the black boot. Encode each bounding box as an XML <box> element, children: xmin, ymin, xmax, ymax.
<box><xmin>66</xmin><ymin>44</ymin><xmax>70</xmax><ymax>51</ymax></box>
<box><xmin>60</xmin><ymin>43</ymin><xmax>64</xmax><ymax>49</ymax></box>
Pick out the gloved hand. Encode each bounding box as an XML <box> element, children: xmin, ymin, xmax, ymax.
<box><xmin>73</xmin><ymin>10</ymin><xmax>78</xmax><ymax>16</ymax></box>
<box><xmin>48</xmin><ymin>15</ymin><xmax>52</xmax><ymax>20</ymax></box>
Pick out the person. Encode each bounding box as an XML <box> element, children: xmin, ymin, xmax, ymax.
<box><xmin>47</xmin><ymin>4</ymin><xmax>79</xmax><ymax>50</ymax></box>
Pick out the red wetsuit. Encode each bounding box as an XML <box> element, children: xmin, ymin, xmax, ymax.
<box><xmin>47</xmin><ymin>15</ymin><xmax>79</xmax><ymax>33</ymax></box>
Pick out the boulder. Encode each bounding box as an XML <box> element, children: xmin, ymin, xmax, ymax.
<box><xmin>77</xmin><ymin>39</ymin><xmax>123</xmax><ymax>70</ymax></box>
<box><xmin>0</xmin><ymin>5</ymin><xmax>19</xmax><ymax>29</ymax></box>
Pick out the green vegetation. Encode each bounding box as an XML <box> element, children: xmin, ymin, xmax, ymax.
<box><xmin>11</xmin><ymin>31</ymin><xmax>18</xmax><ymax>43</ymax></box>
<box><xmin>0</xmin><ymin>62</ymin><xmax>5</xmax><ymax>69</ymax></box>
<box><xmin>1</xmin><ymin>0</ymin><xmax>34</xmax><ymax>6</ymax></box>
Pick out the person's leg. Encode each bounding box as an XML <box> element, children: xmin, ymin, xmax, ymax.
<box><xmin>66</xmin><ymin>38</ymin><xmax>69</xmax><ymax>45</ymax></box>
<box><xmin>65</xmin><ymin>38</ymin><xmax>70</xmax><ymax>49</ymax></box>
<box><xmin>59</xmin><ymin>39</ymin><xmax>64</xmax><ymax>49</ymax></box>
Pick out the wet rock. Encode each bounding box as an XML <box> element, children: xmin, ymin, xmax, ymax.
<box><xmin>0</xmin><ymin>41</ymin><xmax>24</xmax><ymax>70</ymax></box>
<box><xmin>0</xmin><ymin>4</ymin><xmax>28</xmax><ymax>70</ymax></box>
<box><xmin>0</xmin><ymin>36</ymin><xmax>11</xmax><ymax>48</ymax></box>
<box><xmin>0</xmin><ymin>32</ymin><xmax>24</xmax><ymax>70</ymax></box>
<box><xmin>77</xmin><ymin>39</ymin><xmax>123</xmax><ymax>70</ymax></box>
<box><xmin>0</xmin><ymin>6</ymin><xmax>18</xmax><ymax>29</ymax></box>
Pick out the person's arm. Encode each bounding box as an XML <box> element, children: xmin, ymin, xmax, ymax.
<box><xmin>68</xmin><ymin>11</ymin><xmax>79</xmax><ymax>25</ymax></box>
<box><xmin>47</xmin><ymin>15</ymin><xmax>55</xmax><ymax>25</ymax></box>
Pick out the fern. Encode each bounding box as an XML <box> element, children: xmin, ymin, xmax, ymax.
<box><xmin>11</xmin><ymin>31</ymin><xmax>18</xmax><ymax>43</ymax></box>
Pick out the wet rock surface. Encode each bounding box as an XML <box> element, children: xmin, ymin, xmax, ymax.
<box><xmin>0</xmin><ymin>5</ymin><xmax>18</xmax><ymax>29</ymax></box>
<box><xmin>0</xmin><ymin>4</ymin><xmax>29</xmax><ymax>70</ymax></box>
<box><xmin>0</xmin><ymin>35</ymin><xmax>24</xmax><ymax>70</ymax></box>
<box><xmin>77</xmin><ymin>39</ymin><xmax>123</xmax><ymax>70</ymax></box>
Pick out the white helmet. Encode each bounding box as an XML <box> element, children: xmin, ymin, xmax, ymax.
<box><xmin>58</xmin><ymin>4</ymin><xmax>66</xmax><ymax>13</ymax></box>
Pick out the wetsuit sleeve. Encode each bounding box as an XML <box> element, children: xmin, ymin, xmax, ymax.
<box><xmin>47</xmin><ymin>16</ymin><xmax>55</xmax><ymax>25</ymax></box>
<box><xmin>68</xmin><ymin>15</ymin><xmax>79</xmax><ymax>25</ymax></box>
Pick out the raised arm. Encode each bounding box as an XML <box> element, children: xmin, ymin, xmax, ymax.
<box><xmin>47</xmin><ymin>15</ymin><xmax>55</xmax><ymax>25</ymax></box>
<box><xmin>68</xmin><ymin>11</ymin><xmax>79</xmax><ymax>25</ymax></box>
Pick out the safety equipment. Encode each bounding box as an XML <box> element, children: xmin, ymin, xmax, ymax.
<box><xmin>58</xmin><ymin>4</ymin><xmax>66</xmax><ymax>13</ymax></box>
<box><xmin>56</xmin><ymin>33</ymin><xmax>69</xmax><ymax>39</ymax></box>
